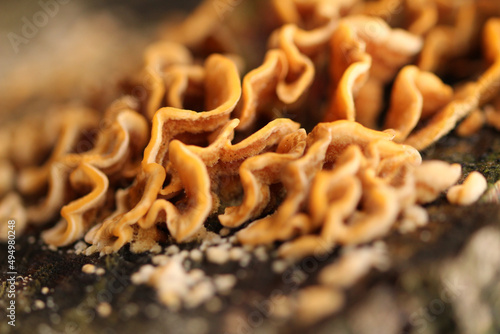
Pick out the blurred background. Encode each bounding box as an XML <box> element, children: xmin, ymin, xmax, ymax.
<box><xmin>0</xmin><ymin>0</ymin><xmax>202</xmax><ymax>123</ymax></box>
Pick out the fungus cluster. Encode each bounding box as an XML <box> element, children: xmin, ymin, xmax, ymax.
<box><xmin>1</xmin><ymin>0</ymin><xmax>499</xmax><ymax>322</ymax></box>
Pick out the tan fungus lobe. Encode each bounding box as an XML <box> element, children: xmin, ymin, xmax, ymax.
<box><xmin>384</xmin><ymin>65</ymin><xmax>453</xmax><ymax>142</ymax></box>
<box><xmin>238</xmin><ymin>121</ymin><xmax>396</xmax><ymax>246</ymax></box>
<box><xmin>218</xmin><ymin>128</ymin><xmax>307</xmax><ymax>227</ymax></box>
<box><xmin>3</xmin><ymin>1</ymin><xmax>500</xmax><ymax>321</ymax></box>
<box><xmin>405</xmin><ymin>18</ymin><xmax>500</xmax><ymax>150</ymax></box>
<box><xmin>234</xmin><ymin>49</ymin><xmax>287</xmax><ymax>130</ymax></box>
<box><xmin>3</xmin><ymin>1</ymin><xmax>494</xmax><ymax>256</ymax></box>
<box><xmin>414</xmin><ymin>161</ymin><xmax>462</xmax><ymax>204</ymax></box>
<box><xmin>278</xmin><ymin>146</ymin><xmax>365</xmax><ymax>259</ymax></box>
<box><xmin>338</xmin><ymin>16</ymin><xmax>423</xmax><ymax>83</ymax></box>
<box><xmin>41</xmin><ymin>163</ymin><xmax>109</xmax><ymax>247</ymax></box>
<box><xmin>268</xmin><ymin>20</ymin><xmax>338</xmax><ymax>102</ymax></box>
<box><xmin>6</xmin><ymin>110</ymin><xmax>74</xmax><ymax>168</ymax></box>
<box><xmin>405</xmin><ymin>0</ymin><xmax>438</xmax><ymax>36</ymax></box>
<box><xmin>158</xmin><ymin>0</ymin><xmax>241</xmax><ymax>55</ymax></box>
<box><xmin>278</xmin><ymin>136</ymin><xmax>421</xmax><ymax>259</ymax></box>
<box><xmin>325</xmin><ymin>22</ymin><xmax>371</xmax><ymax>123</ymax></box>
<box><xmin>17</xmin><ymin>107</ymin><xmax>100</xmax><ymax>196</ymax></box>
<box><xmin>140</xmin><ymin>141</ymin><xmax>212</xmax><ymax>243</ymax></box>
<box><xmin>456</xmin><ymin>109</ymin><xmax>486</xmax><ymax>137</ymax></box>
<box><xmin>180</xmin><ymin>118</ymin><xmax>302</xmax><ymax>215</ymax></box>
<box><xmin>37</xmin><ymin>99</ymin><xmax>149</xmax><ymax>246</ymax></box>
<box><xmin>141</xmin><ymin>41</ymin><xmax>195</xmax><ymax>119</ymax></box>
<box><xmin>41</xmin><ymin>104</ymin><xmax>149</xmax><ymax>246</ymax></box>
<box><xmin>326</xmin><ymin>169</ymin><xmax>400</xmax><ymax>245</ymax></box>
<box><xmin>484</xmin><ymin>105</ymin><xmax>500</xmax><ymax>131</ymax></box>
<box><xmin>447</xmin><ymin>171</ymin><xmax>488</xmax><ymax>206</ymax></box>
<box><xmin>142</xmin><ymin>54</ymin><xmax>241</xmax><ymax>167</ymax></box>
<box><xmin>84</xmin><ymin>118</ymin><xmax>301</xmax><ymax>253</ymax></box>
<box><xmin>236</xmin><ymin>18</ymin><xmax>339</xmax><ymax>130</ymax></box>
<box><xmin>237</xmin><ymin>123</ymin><xmax>334</xmax><ymax>245</ymax></box>
<box><xmin>417</xmin><ymin>1</ymin><xmax>477</xmax><ymax>73</ymax></box>
<box><xmin>190</xmin><ymin>118</ymin><xmax>302</xmax><ymax>205</ymax></box>
<box><xmin>84</xmin><ymin>163</ymin><xmax>166</xmax><ymax>254</ymax></box>
<box><xmin>272</xmin><ymin>0</ymin><xmax>359</xmax><ymax>28</ymax></box>
<box><xmin>325</xmin><ymin>17</ymin><xmax>423</xmax><ymax>124</ymax></box>
<box><xmin>159</xmin><ymin>119</ymin><xmax>240</xmax><ymax>199</ymax></box>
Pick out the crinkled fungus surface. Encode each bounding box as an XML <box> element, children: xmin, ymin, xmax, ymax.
<box><xmin>1</xmin><ymin>0</ymin><xmax>499</xmax><ymax>325</ymax></box>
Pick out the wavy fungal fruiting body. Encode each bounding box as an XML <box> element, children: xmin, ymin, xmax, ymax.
<box><xmin>1</xmin><ymin>2</ymin><xmax>499</xmax><ymax>261</ymax></box>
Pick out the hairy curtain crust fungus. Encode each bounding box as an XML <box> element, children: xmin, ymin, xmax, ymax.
<box><xmin>1</xmin><ymin>0</ymin><xmax>499</xmax><ymax>325</ymax></box>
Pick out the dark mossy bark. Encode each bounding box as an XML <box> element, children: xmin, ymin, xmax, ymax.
<box><xmin>1</xmin><ymin>132</ymin><xmax>500</xmax><ymax>334</ymax></box>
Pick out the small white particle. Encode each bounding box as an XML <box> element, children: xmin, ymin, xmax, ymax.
<box><xmin>213</xmin><ymin>274</ymin><xmax>237</xmax><ymax>295</ymax></box>
<box><xmin>41</xmin><ymin>287</ymin><xmax>49</xmax><ymax>295</ymax></box>
<box><xmin>73</xmin><ymin>241</ymin><xmax>87</xmax><ymax>251</ymax></box>
<box><xmin>159</xmin><ymin>291</ymin><xmax>182</xmax><ymax>311</ymax></box>
<box><xmin>206</xmin><ymin>246</ymin><xmax>230</xmax><ymax>265</ymax></box>
<box><xmin>152</xmin><ymin>255</ymin><xmax>170</xmax><ymax>266</ymax></box>
<box><xmin>229</xmin><ymin>247</ymin><xmax>245</xmax><ymax>261</ymax></box>
<box><xmin>254</xmin><ymin>246</ymin><xmax>269</xmax><ymax>262</ymax></box>
<box><xmin>218</xmin><ymin>242</ymin><xmax>232</xmax><ymax>250</ymax></box>
<box><xmin>185</xmin><ymin>281</ymin><xmax>215</xmax><ymax>309</ymax></box>
<box><xmin>204</xmin><ymin>232</ymin><xmax>223</xmax><ymax>245</ymax></box>
<box><xmin>272</xmin><ymin>260</ymin><xmax>288</xmax><ymax>273</ymax></box>
<box><xmin>48</xmin><ymin>245</ymin><xmax>57</xmax><ymax>252</ymax></box>
<box><xmin>166</xmin><ymin>245</ymin><xmax>180</xmax><ymax>255</ymax></box>
<box><xmin>82</xmin><ymin>264</ymin><xmax>96</xmax><ymax>274</ymax></box>
<box><xmin>84</xmin><ymin>245</ymin><xmax>97</xmax><ymax>256</ymax></box>
<box><xmin>97</xmin><ymin>302</ymin><xmax>112</xmax><ymax>318</ymax></box>
<box><xmin>239</xmin><ymin>253</ymin><xmax>252</xmax><ymax>267</ymax></box>
<box><xmin>188</xmin><ymin>268</ymin><xmax>206</xmax><ymax>284</ymax></box>
<box><xmin>96</xmin><ymin>268</ymin><xmax>106</xmax><ymax>276</ymax></box>
<box><xmin>131</xmin><ymin>264</ymin><xmax>156</xmax><ymax>285</ymax></box>
<box><xmin>34</xmin><ymin>300</ymin><xmax>45</xmax><ymax>310</ymax></box>
<box><xmin>190</xmin><ymin>249</ymin><xmax>203</xmax><ymax>262</ymax></box>
<box><xmin>219</xmin><ymin>228</ymin><xmax>231</xmax><ymax>237</ymax></box>
<box><xmin>243</xmin><ymin>244</ymin><xmax>255</xmax><ymax>252</ymax></box>
<box><xmin>178</xmin><ymin>249</ymin><xmax>190</xmax><ymax>261</ymax></box>
<box><xmin>150</xmin><ymin>244</ymin><xmax>162</xmax><ymax>254</ymax></box>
